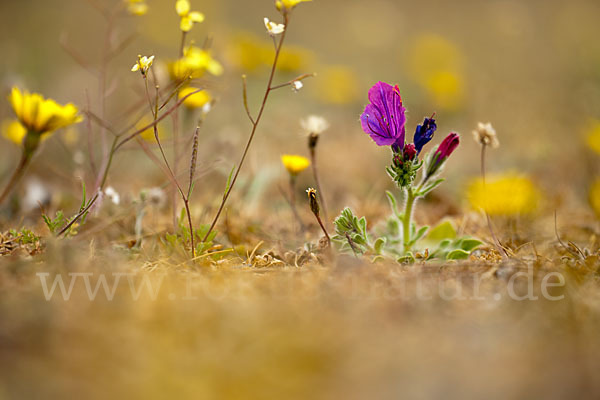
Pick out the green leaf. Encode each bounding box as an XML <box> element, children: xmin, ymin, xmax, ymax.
<box><xmin>446</xmin><ymin>249</ymin><xmax>471</xmax><ymax>260</ymax></box>
<box><xmin>374</xmin><ymin>237</ymin><xmax>386</xmax><ymax>255</ymax></box>
<box><xmin>385</xmin><ymin>190</ymin><xmax>403</xmax><ymax>219</ymax></box>
<box><xmin>223</xmin><ymin>165</ymin><xmax>235</xmax><ymax>200</ymax></box>
<box><xmin>419</xmin><ymin>178</ymin><xmax>444</xmax><ymax>197</ymax></box>
<box><xmin>408</xmin><ymin>226</ymin><xmax>429</xmax><ymax>246</ymax></box>
<box><xmin>456</xmin><ymin>238</ymin><xmax>483</xmax><ymax>252</ymax></box>
<box><xmin>426</xmin><ymin>220</ymin><xmax>457</xmax><ymax>241</ymax></box>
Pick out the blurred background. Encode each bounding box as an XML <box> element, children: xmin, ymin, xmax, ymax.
<box><xmin>1</xmin><ymin>0</ymin><xmax>600</xmax><ymax>238</ymax></box>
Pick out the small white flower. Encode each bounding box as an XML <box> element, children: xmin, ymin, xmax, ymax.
<box><xmin>292</xmin><ymin>80</ymin><xmax>303</xmax><ymax>92</ymax></box>
<box><xmin>202</xmin><ymin>102</ymin><xmax>212</xmax><ymax>115</ymax></box>
<box><xmin>104</xmin><ymin>186</ymin><xmax>120</xmax><ymax>205</ymax></box>
<box><xmin>472</xmin><ymin>122</ymin><xmax>499</xmax><ymax>148</ymax></box>
<box><xmin>264</xmin><ymin>17</ymin><xmax>285</xmax><ymax>36</ymax></box>
<box><xmin>301</xmin><ymin>115</ymin><xmax>329</xmax><ymax>135</ymax></box>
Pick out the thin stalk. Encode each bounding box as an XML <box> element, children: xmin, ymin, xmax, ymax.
<box><xmin>288</xmin><ymin>175</ymin><xmax>305</xmax><ymax>232</ymax></box>
<box><xmin>309</xmin><ymin>146</ymin><xmax>328</xmax><ymax>223</ymax></box>
<box><xmin>480</xmin><ymin>144</ymin><xmax>507</xmax><ymax>258</ymax></box>
<box><xmin>201</xmin><ymin>15</ymin><xmax>290</xmax><ymax>243</ymax></box>
<box><xmin>0</xmin><ymin>152</ymin><xmax>31</xmax><ymax>205</ymax></box>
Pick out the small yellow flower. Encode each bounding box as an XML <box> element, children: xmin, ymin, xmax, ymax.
<box><xmin>9</xmin><ymin>87</ymin><xmax>82</xmax><ymax>135</ymax></box>
<box><xmin>584</xmin><ymin>119</ymin><xmax>600</xmax><ymax>155</ymax></box>
<box><xmin>169</xmin><ymin>45</ymin><xmax>223</xmax><ymax>81</ymax></box>
<box><xmin>589</xmin><ymin>178</ymin><xmax>600</xmax><ymax>217</ymax></box>
<box><xmin>467</xmin><ymin>173</ymin><xmax>540</xmax><ymax>216</ymax></box>
<box><xmin>176</xmin><ymin>0</ymin><xmax>205</xmax><ymax>32</ymax></box>
<box><xmin>281</xmin><ymin>154</ymin><xmax>310</xmax><ymax>175</ymax></box>
<box><xmin>264</xmin><ymin>17</ymin><xmax>285</xmax><ymax>36</ymax></box>
<box><xmin>131</xmin><ymin>55</ymin><xmax>155</xmax><ymax>75</ymax></box>
<box><xmin>178</xmin><ymin>87</ymin><xmax>212</xmax><ymax>110</ymax></box>
<box><xmin>275</xmin><ymin>0</ymin><xmax>312</xmax><ymax>13</ymax></box>
<box><xmin>2</xmin><ymin>119</ymin><xmax>26</xmax><ymax>146</ymax></box>
<box><xmin>126</xmin><ymin>0</ymin><xmax>148</xmax><ymax>16</ymax></box>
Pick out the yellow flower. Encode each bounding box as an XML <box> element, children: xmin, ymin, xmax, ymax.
<box><xmin>9</xmin><ymin>87</ymin><xmax>82</xmax><ymax>135</ymax></box>
<box><xmin>467</xmin><ymin>173</ymin><xmax>540</xmax><ymax>216</ymax></box>
<box><xmin>178</xmin><ymin>87</ymin><xmax>212</xmax><ymax>110</ymax></box>
<box><xmin>169</xmin><ymin>45</ymin><xmax>223</xmax><ymax>81</ymax></box>
<box><xmin>276</xmin><ymin>0</ymin><xmax>312</xmax><ymax>13</ymax></box>
<box><xmin>264</xmin><ymin>17</ymin><xmax>285</xmax><ymax>36</ymax></box>
<box><xmin>281</xmin><ymin>154</ymin><xmax>310</xmax><ymax>175</ymax></box>
<box><xmin>589</xmin><ymin>178</ymin><xmax>600</xmax><ymax>216</ymax></box>
<box><xmin>584</xmin><ymin>119</ymin><xmax>600</xmax><ymax>155</ymax></box>
<box><xmin>2</xmin><ymin>119</ymin><xmax>26</xmax><ymax>146</ymax></box>
<box><xmin>131</xmin><ymin>55</ymin><xmax>154</xmax><ymax>75</ymax></box>
<box><xmin>126</xmin><ymin>0</ymin><xmax>148</xmax><ymax>16</ymax></box>
<box><xmin>176</xmin><ymin>0</ymin><xmax>204</xmax><ymax>32</ymax></box>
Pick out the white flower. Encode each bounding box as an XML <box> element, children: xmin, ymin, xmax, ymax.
<box><xmin>301</xmin><ymin>115</ymin><xmax>329</xmax><ymax>135</ymax></box>
<box><xmin>104</xmin><ymin>186</ymin><xmax>120</xmax><ymax>205</ymax></box>
<box><xmin>292</xmin><ymin>80</ymin><xmax>303</xmax><ymax>92</ymax></box>
<box><xmin>264</xmin><ymin>17</ymin><xmax>285</xmax><ymax>36</ymax></box>
<box><xmin>472</xmin><ymin>122</ymin><xmax>499</xmax><ymax>148</ymax></box>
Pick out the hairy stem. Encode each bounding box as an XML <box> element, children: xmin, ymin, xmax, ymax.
<box><xmin>402</xmin><ymin>187</ymin><xmax>416</xmax><ymax>253</ymax></box>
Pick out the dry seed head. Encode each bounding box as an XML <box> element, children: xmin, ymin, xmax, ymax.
<box><xmin>472</xmin><ymin>122</ymin><xmax>499</xmax><ymax>148</ymax></box>
<box><xmin>306</xmin><ymin>187</ymin><xmax>319</xmax><ymax>216</ymax></box>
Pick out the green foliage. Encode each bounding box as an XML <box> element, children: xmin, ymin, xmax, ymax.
<box><xmin>163</xmin><ymin>209</ymin><xmax>218</xmax><ymax>257</ymax></box>
<box><xmin>42</xmin><ymin>211</ymin><xmax>67</xmax><ymax>234</ymax></box>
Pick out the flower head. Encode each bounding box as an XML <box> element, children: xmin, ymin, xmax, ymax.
<box><xmin>281</xmin><ymin>154</ymin><xmax>310</xmax><ymax>176</ymax></box>
<box><xmin>126</xmin><ymin>0</ymin><xmax>148</xmax><ymax>16</ymax></box>
<box><xmin>291</xmin><ymin>80</ymin><xmax>303</xmax><ymax>92</ymax></box>
<box><xmin>472</xmin><ymin>122</ymin><xmax>499</xmax><ymax>148</ymax></box>
<box><xmin>306</xmin><ymin>187</ymin><xmax>319</xmax><ymax>215</ymax></box>
<box><xmin>301</xmin><ymin>115</ymin><xmax>329</xmax><ymax>135</ymax></box>
<box><xmin>275</xmin><ymin>0</ymin><xmax>312</xmax><ymax>14</ymax></box>
<box><xmin>425</xmin><ymin>132</ymin><xmax>460</xmax><ymax>178</ymax></box>
<box><xmin>131</xmin><ymin>55</ymin><xmax>154</xmax><ymax>75</ymax></box>
<box><xmin>9</xmin><ymin>87</ymin><xmax>82</xmax><ymax>136</ymax></box>
<box><xmin>360</xmin><ymin>81</ymin><xmax>406</xmax><ymax>150</ymax></box>
<box><xmin>413</xmin><ymin>115</ymin><xmax>437</xmax><ymax>154</ymax></box>
<box><xmin>178</xmin><ymin>87</ymin><xmax>212</xmax><ymax>110</ymax></box>
<box><xmin>176</xmin><ymin>0</ymin><xmax>204</xmax><ymax>32</ymax></box>
<box><xmin>264</xmin><ymin>17</ymin><xmax>285</xmax><ymax>36</ymax></box>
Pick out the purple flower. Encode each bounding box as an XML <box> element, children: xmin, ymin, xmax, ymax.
<box><xmin>360</xmin><ymin>82</ymin><xmax>406</xmax><ymax>150</ymax></box>
<box><xmin>413</xmin><ymin>115</ymin><xmax>437</xmax><ymax>154</ymax></box>
<box><xmin>426</xmin><ymin>133</ymin><xmax>460</xmax><ymax>178</ymax></box>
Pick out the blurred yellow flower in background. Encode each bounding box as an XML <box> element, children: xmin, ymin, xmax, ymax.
<box><xmin>9</xmin><ymin>87</ymin><xmax>82</xmax><ymax>135</ymax></box>
<box><xmin>227</xmin><ymin>33</ymin><xmax>312</xmax><ymax>74</ymax></box>
<box><xmin>179</xmin><ymin>87</ymin><xmax>212</xmax><ymax>109</ymax></box>
<box><xmin>312</xmin><ymin>65</ymin><xmax>360</xmax><ymax>105</ymax></box>
<box><xmin>169</xmin><ymin>45</ymin><xmax>223</xmax><ymax>81</ymax></box>
<box><xmin>588</xmin><ymin>178</ymin><xmax>600</xmax><ymax>216</ymax></box>
<box><xmin>136</xmin><ymin>117</ymin><xmax>167</xmax><ymax>143</ymax></box>
<box><xmin>176</xmin><ymin>0</ymin><xmax>204</xmax><ymax>32</ymax></box>
<box><xmin>2</xmin><ymin>120</ymin><xmax>26</xmax><ymax>146</ymax></box>
<box><xmin>281</xmin><ymin>154</ymin><xmax>310</xmax><ymax>175</ymax></box>
<box><xmin>126</xmin><ymin>0</ymin><xmax>148</xmax><ymax>16</ymax></box>
<box><xmin>584</xmin><ymin>119</ymin><xmax>600</xmax><ymax>154</ymax></box>
<box><xmin>408</xmin><ymin>34</ymin><xmax>465</xmax><ymax>111</ymax></box>
<box><xmin>467</xmin><ymin>173</ymin><xmax>540</xmax><ymax>216</ymax></box>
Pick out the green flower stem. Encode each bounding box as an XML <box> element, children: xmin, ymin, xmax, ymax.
<box><xmin>402</xmin><ymin>186</ymin><xmax>416</xmax><ymax>253</ymax></box>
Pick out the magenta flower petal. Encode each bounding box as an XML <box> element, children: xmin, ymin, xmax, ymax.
<box><xmin>360</xmin><ymin>81</ymin><xmax>406</xmax><ymax>148</ymax></box>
